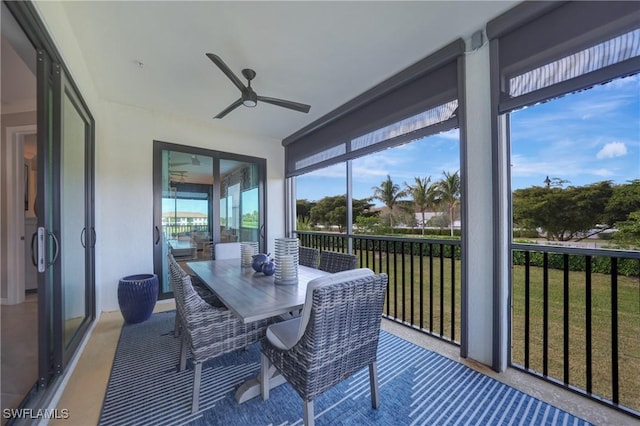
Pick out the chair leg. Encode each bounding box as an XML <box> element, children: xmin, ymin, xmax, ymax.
<box><xmin>174</xmin><ymin>314</ymin><xmax>181</xmax><ymax>337</ymax></box>
<box><xmin>191</xmin><ymin>362</ymin><xmax>202</xmax><ymax>414</ymax></box>
<box><xmin>369</xmin><ymin>361</ymin><xmax>380</xmax><ymax>409</ymax></box>
<box><xmin>303</xmin><ymin>399</ymin><xmax>314</xmax><ymax>426</ymax></box>
<box><xmin>179</xmin><ymin>335</ymin><xmax>188</xmax><ymax>372</ymax></box>
<box><xmin>260</xmin><ymin>353</ymin><xmax>270</xmax><ymax>400</ymax></box>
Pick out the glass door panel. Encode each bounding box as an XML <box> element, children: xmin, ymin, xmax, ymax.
<box><xmin>60</xmin><ymin>92</ymin><xmax>88</xmax><ymax>350</ymax></box>
<box><xmin>220</xmin><ymin>159</ymin><xmax>261</xmax><ymax>244</ymax></box>
<box><xmin>35</xmin><ymin>51</ymin><xmax>95</xmax><ymax>384</ymax></box>
<box><xmin>156</xmin><ymin>147</ymin><xmax>214</xmax><ymax>294</ymax></box>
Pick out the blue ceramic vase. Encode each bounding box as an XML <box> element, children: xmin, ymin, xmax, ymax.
<box><xmin>117</xmin><ymin>274</ymin><xmax>158</xmax><ymax>324</ymax></box>
<box><xmin>261</xmin><ymin>260</ymin><xmax>276</xmax><ymax>276</ymax></box>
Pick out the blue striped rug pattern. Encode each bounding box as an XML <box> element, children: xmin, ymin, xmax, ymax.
<box><xmin>99</xmin><ymin>311</ymin><xmax>592</xmax><ymax>425</ymax></box>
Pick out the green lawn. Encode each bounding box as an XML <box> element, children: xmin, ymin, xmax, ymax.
<box><xmin>355</xmin><ymin>251</ymin><xmax>640</xmax><ymax>412</ymax></box>
<box><xmin>511</xmin><ymin>264</ymin><xmax>639</xmax><ymax>411</ymax></box>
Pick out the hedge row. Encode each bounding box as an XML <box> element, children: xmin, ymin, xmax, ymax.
<box><xmin>379</xmin><ymin>228</ymin><xmax>462</xmax><ymax>237</ymax></box>
<box><xmin>298</xmin><ymin>233</ymin><xmax>638</xmax><ymax>277</ymax></box>
<box><xmin>353</xmin><ymin>239</ymin><xmax>462</xmax><ymax>259</ymax></box>
<box><xmin>511</xmin><ymin>250</ymin><xmax>639</xmax><ymax>277</ymax></box>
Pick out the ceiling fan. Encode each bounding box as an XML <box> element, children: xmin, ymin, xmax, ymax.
<box><xmin>206</xmin><ymin>53</ymin><xmax>311</xmax><ymax>119</ymax></box>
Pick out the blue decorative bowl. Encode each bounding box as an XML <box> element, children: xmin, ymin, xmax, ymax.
<box><xmin>117</xmin><ymin>274</ymin><xmax>158</xmax><ymax>324</ymax></box>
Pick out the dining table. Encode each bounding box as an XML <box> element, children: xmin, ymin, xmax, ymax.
<box><xmin>186</xmin><ymin>258</ymin><xmax>329</xmax><ymax>324</ymax></box>
<box><xmin>186</xmin><ymin>258</ymin><xmax>330</xmax><ymax>403</ymax></box>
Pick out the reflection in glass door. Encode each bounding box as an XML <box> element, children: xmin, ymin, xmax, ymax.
<box><xmin>158</xmin><ymin>149</ymin><xmax>214</xmax><ymax>293</ymax></box>
<box><xmin>220</xmin><ymin>159</ymin><xmax>261</xmax><ymax>243</ymax></box>
<box><xmin>153</xmin><ymin>142</ymin><xmax>266</xmax><ymax>298</ymax></box>
<box><xmin>56</xmin><ymin>70</ymin><xmax>95</xmax><ymax>368</ymax></box>
<box><xmin>60</xmin><ymin>93</ymin><xmax>87</xmax><ymax>350</ymax></box>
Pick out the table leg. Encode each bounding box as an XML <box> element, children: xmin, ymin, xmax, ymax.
<box><xmin>234</xmin><ymin>359</ymin><xmax>287</xmax><ymax>403</ymax></box>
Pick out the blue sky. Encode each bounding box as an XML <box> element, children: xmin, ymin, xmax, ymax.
<box><xmin>297</xmin><ymin>74</ymin><xmax>640</xmax><ymax>204</ymax></box>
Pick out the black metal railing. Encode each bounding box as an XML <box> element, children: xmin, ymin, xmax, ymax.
<box><xmin>512</xmin><ymin>243</ymin><xmax>640</xmax><ymax>417</ymax></box>
<box><xmin>296</xmin><ymin>230</ymin><xmax>639</xmax><ymax>417</ymax></box>
<box><xmin>296</xmin><ymin>231</ymin><xmax>461</xmax><ymax>344</ymax></box>
<box><xmin>162</xmin><ymin>224</ymin><xmax>209</xmax><ymax>237</ymax></box>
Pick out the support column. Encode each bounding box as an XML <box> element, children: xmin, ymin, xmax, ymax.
<box><xmin>461</xmin><ymin>39</ymin><xmax>508</xmax><ymax>370</ymax></box>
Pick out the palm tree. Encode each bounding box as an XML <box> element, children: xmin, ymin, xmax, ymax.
<box><xmin>404</xmin><ymin>176</ymin><xmax>435</xmax><ymax>235</ymax></box>
<box><xmin>372</xmin><ymin>175</ymin><xmax>406</xmax><ymax>229</ymax></box>
<box><xmin>435</xmin><ymin>170</ymin><xmax>461</xmax><ymax>236</ymax></box>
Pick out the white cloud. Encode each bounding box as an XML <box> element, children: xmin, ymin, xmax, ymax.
<box><xmin>592</xmin><ymin>168</ymin><xmax>615</xmax><ymax>177</ymax></box>
<box><xmin>596</xmin><ymin>142</ymin><xmax>628</xmax><ymax>159</ymax></box>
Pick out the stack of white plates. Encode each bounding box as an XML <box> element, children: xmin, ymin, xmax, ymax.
<box><xmin>274</xmin><ymin>238</ymin><xmax>299</xmax><ymax>285</ymax></box>
<box><xmin>241</xmin><ymin>242</ymin><xmax>259</xmax><ymax>268</ymax></box>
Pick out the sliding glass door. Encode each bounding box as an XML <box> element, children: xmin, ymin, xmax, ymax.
<box><xmin>35</xmin><ymin>48</ymin><xmax>95</xmax><ymax>387</ymax></box>
<box><xmin>153</xmin><ymin>142</ymin><xmax>266</xmax><ymax>298</ymax></box>
<box><xmin>4</xmin><ymin>0</ymin><xmax>98</xmax><ymax>395</ymax></box>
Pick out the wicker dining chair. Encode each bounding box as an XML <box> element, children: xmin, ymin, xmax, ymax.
<box><xmin>298</xmin><ymin>246</ymin><xmax>320</xmax><ymax>268</ymax></box>
<box><xmin>318</xmin><ymin>250</ymin><xmax>357</xmax><ymax>273</ymax></box>
<box><xmin>167</xmin><ymin>255</ymin><xmax>273</xmax><ymax>413</ymax></box>
<box><xmin>168</xmin><ymin>255</ymin><xmax>224</xmax><ymax>337</ymax></box>
<box><xmin>260</xmin><ymin>268</ymin><xmax>388</xmax><ymax>426</ymax></box>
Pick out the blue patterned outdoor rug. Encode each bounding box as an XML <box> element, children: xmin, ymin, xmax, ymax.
<box><xmin>99</xmin><ymin>311</ymin><xmax>591</xmax><ymax>425</ymax></box>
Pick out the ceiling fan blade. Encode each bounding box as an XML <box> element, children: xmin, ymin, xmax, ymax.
<box><xmin>206</xmin><ymin>53</ymin><xmax>246</xmax><ymax>92</ymax></box>
<box><xmin>214</xmin><ymin>98</ymin><xmax>243</xmax><ymax>119</ymax></box>
<box><xmin>258</xmin><ymin>96</ymin><xmax>311</xmax><ymax>113</ymax></box>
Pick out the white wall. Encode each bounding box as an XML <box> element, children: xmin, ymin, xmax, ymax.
<box><xmin>97</xmin><ymin>102</ymin><xmax>284</xmax><ymax>311</ymax></box>
<box><xmin>34</xmin><ymin>2</ymin><xmax>286</xmax><ymax>313</ymax></box>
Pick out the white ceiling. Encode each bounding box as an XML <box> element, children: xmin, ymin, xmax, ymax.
<box><xmin>52</xmin><ymin>1</ymin><xmax>518</xmax><ymax>141</ymax></box>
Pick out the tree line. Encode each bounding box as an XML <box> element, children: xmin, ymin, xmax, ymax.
<box><xmin>298</xmin><ymin>175</ymin><xmax>639</xmax><ymax>245</ymax></box>
<box><xmin>513</xmin><ymin>179</ymin><xmax>640</xmax><ymax>243</ymax></box>
<box><xmin>297</xmin><ymin>171</ymin><xmax>461</xmax><ymax>236</ymax></box>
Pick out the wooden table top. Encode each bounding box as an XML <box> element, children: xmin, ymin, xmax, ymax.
<box><xmin>186</xmin><ymin>259</ymin><xmax>329</xmax><ymax>324</ymax></box>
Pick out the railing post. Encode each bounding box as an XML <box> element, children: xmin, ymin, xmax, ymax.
<box><xmin>451</xmin><ymin>243</ymin><xmax>456</xmax><ymax>342</ymax></box>
<box><xmin>543</xmin><ymin>252</ymin><xmax>549</xmax><ymax>377</ymax></box>
<box><xmin>524</xmin><ymin>251</ymin><xmax>530</xmax><ymax>370</ymax></box>
<box><xmin>439</xmin><ymin>244</ymin><xmax>444</xmax><ymax>337</ymax></box>
<box><xmin>611</xmin><ymin>257</ymin><xmax>619</xmax><ymax>405</ymax></box>
<box><xmin>419</xmin><ymin>242</ymin><xmax>424</xmax><ymax>331</ymax></box>
<box><xmin>585</xmin><ymin>255</ymin><xmax>592</xmax><ymax>394</ymax></box>
<box><xmin>429</xmin><ymin>243</ymin><xmax>434</xmax><ymax>334</ymax></box>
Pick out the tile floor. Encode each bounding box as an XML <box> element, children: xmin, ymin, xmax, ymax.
<box><xmin>1</xmin><ymin>293</ymin><xmax>38</xmax><ymax>420</ymax></box>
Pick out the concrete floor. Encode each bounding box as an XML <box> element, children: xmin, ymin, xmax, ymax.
<box><xmin>50</xmin><ymin>301</ymin><xmax>639</xmax><ymax>426</ymax></box>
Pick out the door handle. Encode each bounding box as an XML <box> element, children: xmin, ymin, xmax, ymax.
<box><xmin>155</xmin><ymin>226</ymin><xmax>161</xmax><ymax>245</ymax></box>
<box><xmin>81</xmin><ymin>227</ymin><xmax>86</xmax><ymax>248</ymax></box>
<box><xmin>48</xmin><ymin>231</ymin><xmax>60</xmax><ymax>267</ymax></box>
<box><xmin>36</xmin><ymin>227</ymin><xmax>60</xmax><ymax>270</ymax></box>
<box><xmin>37</xmin><ymin>227</ymin><xmax>46</xmax><ymax>272</ymax></box>
<box><xmin>30</xmin><ymin>232</ymin><xmax>38</xmax><ymax>267</ymax></box>
<box><xmin>91</xmin><ymin>227</ymin><xmax>97</xmax><ymax>248</ymax></box>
